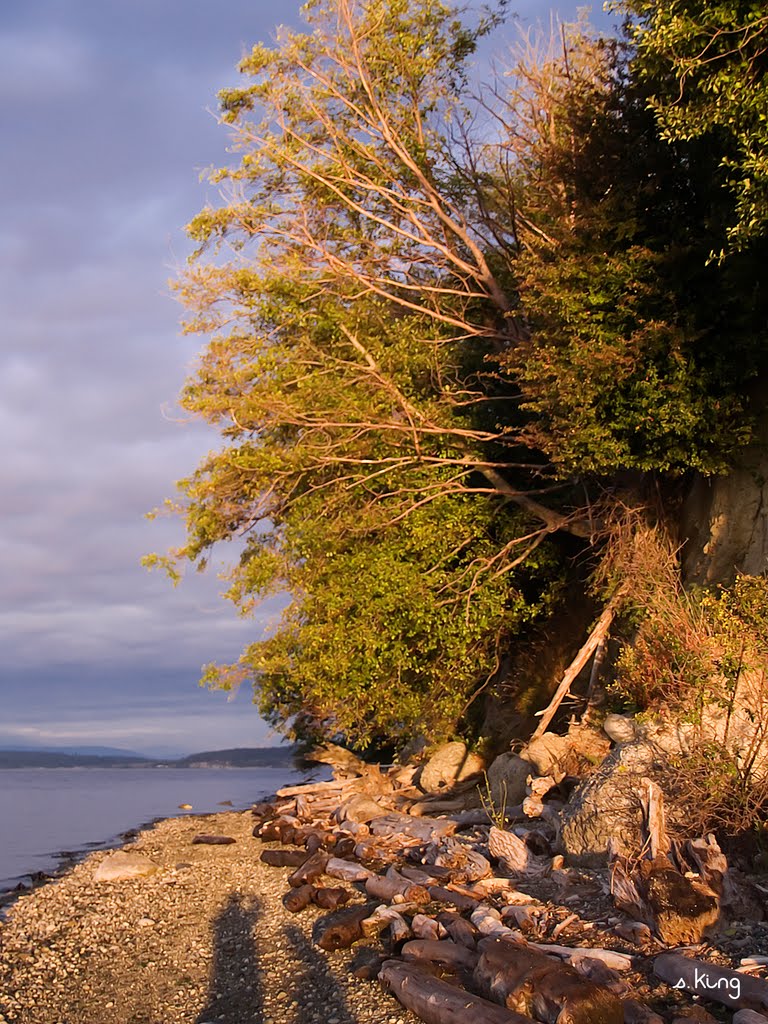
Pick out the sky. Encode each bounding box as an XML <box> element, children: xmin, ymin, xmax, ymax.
<box><xmin>0</xmin><ymin>0</ymin><xmax>618</xmax><ymax>757</ymax></box>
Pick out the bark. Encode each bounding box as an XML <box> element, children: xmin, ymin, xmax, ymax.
<box><xmin>654</xmin><ymin>952</ymin><xmax>768</xmax><ymax>1013</ymax></box>
<box><xmin>474</xmin><ymin>937</ymin><xmax>624</xmax><ymax>1024</ymax></box>
<box><xmin>379</xmin><ymin>959</ymin><xmax>539</xmax><ymax>1024</ymax></box>
<box><xmin>401</xmin><ymin>939</ymin><xmax>477</xmax><ymax>970</ymax></box>
<box><xmin>260</xmin><ymin>848</ymin><xmax>308</xmax><ymax>868</ymax></box>
<box><xmin>313</xmin><ymin>901</ymin><xmax>380</xmax><ymax>951</ymax></box>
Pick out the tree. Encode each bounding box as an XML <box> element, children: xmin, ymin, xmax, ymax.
<box><xmin>479</xmin><ymin>20</ymin><xmax>761</xmax><ymax>476</ymax></box>
<box><xmin>150</xmin><ymin>0</ymin><xmax>571</xmax><ymax>747</ymax></box>
<box><xmin>618</xmin><ymin>0</ymin><xmax>768</xmax><ymax>253</ymax></box>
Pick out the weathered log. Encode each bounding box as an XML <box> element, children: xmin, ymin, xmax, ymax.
<box><xmin>622</xmin><ymin>999</ymin><xmax>666</xmax><ymax>1024</ymax></box>
<box><xmin>610</xmin><ymin>847</ymin><xmax>720</xmax><ymax>945</ymax></box>
<box><xmin>526</xmin><ymin>942</ymin><xmax>633</xmax><ymax>972</ymax></box>
<box><xmin>687</xmin><ymin>833</ymin><xmax>732</xmax><ymax>902</ymax></box>
<box><xmin>191</xmin><ymin>834</ymin><xmax>236</xmax><ymax>845</ymax></box>
<box><xmin>401</xmin><ymin>939</ymin><xmax>477</xmax><ymax>970</ymax></box>
<box><xmin>436</xmin><ymin>911</ymin><xmax>477</xmax><ymax>950</ymax></box>
<box><xmin>256</xmin><ymin>818</ymin><xmax>296</xmax><ymax>844</ymax></box>
<box><xmin>474</xmin><ymin>937</ymin><xmax>624</xmax><ymax>1024</ymax></box>
<box><xmin>276</xmin><ymin>779</ymin><xmax>345</xmax><ymax>798</ymax></box>
<box><xmin>379</xmin><ymin>959</ymin><xmax>539</xmax><ymax>1024</ymax></box>
<box><xmin>501</xmin><ymin>904</ymin><xmax>541</xmax><ymax>935</ymax></box>
<box><xmin>260</xmin><ymin>848</ymin><xmax>308</xmax><ymax>868</ymax></box>
<box><xmin>287</xmin><ymin>849</ymin><xmax>329</xmax><ymax>888</ymax></box>
<box><xmin>412</xmin><ymin>913</ymin><xmax>447</xmax><ymax>941</ymax></box>
<box><xmin>654</xmin><ymin>952</ymin><xmax>768</xmax><ymax>1013</ymax></box>
<box><xmin>531</xmin><ymin>599</ymin><xmax>618</xmax><ymax>740</ymax></box>
<box><xmin>568</xmin><ymin>955</ymin><xmax>628</xmax><ymax>996</ymax></box>
<box><xmin>369</xmin><ymin>813</ymin><xmax>457</xmax><ymax>840</ymax></box>
<box><xmin>639</xmin><ymin>778</ymin><xmax>670</xmax><ymax>861</ymax></box>
<box><xmin>365</xmin><ymin>873</ymin><xmax>429</xmax><ymax>904</ymax></box>
<box><xmin>283</xmin><ymin>884</ymin><xmax>316</xmax><ymax>913</ymax></box>
<box><xmin>427</xmin><ymin>885</ymin><xmax>479</xmax><ymax>912</ymax></box>
<box><xmin>325</xmin><ymin>857</ymin><xmax>373</xmax><ymax>882</ymax></box>
<box><xmin>401</xmin><ymin>864</ymin><xmax>452</xmax><ymax>885</ymax></box>
<box><xmin>471</xmin><ymin>906</ymin><xmax>521</xmax><ymax>939</ymax></box>
<box><xmin>312</xmin><ymin>886</ymin><xmax>351</xmax><ymax>910</ymax></box>
<box><xmin>332</xmin><ymin>836</ymin><xmax>357</xmax><ymax>859</ymax></box>
<box><xmin>637</xmin><ymin>856</ymin><xmax>720</xmax><ymax>944</ymax></box>
<box><xmin>313</xmin><ymin>901</ymin><xmax>379</xmax><ymax>951</ymax></box>
<box><xmin>613</xmin><ymin>920</ymin><xmax>653</xmax><ymax>947</ymax></box>
<box><xmin>361</xmin><ymin>905</ymin><xmax>412</xmax><ymax>943</ymax></box>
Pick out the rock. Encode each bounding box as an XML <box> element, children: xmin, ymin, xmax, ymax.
<box><xmin>191</xmin><ymin>834</ymin><xmax>236</xmax><ymax>845</ymax></box>
<box><xmin>486</xmin><ymin>753</ymin><xmax>531</xmax><ymax>808</ymax></box>
<box><xmin>521</xmin><ymin>732</ymin><xmax>571</xmax><ymax>782</ymax></box>
<box><xmin>178</xmin><ymin>803</ymin><xmax>192</xmax><ymax>810</ymax></box>
<box><xmin>419</xmin><ymin>741</ymin><xmax>484</xmax><ymax>793</ymax></box>
<box><xmin>334</xmin><ymin>794</ymin><xmax>387</xmax><ymax>823</ymax></box>
<box><xmin>602</xmin><ymin>714</ymin><xmax>637</xmax><ymax>745</ymax></box>
<box><xmin>93</xmin><ymin>851</ymin><xmax>159</xmax><ymax>882</ymax></box>
<box><xmin>560</xmin><ymin>742</ymin><xmax>664</xmax><ymax>866</ymax></box>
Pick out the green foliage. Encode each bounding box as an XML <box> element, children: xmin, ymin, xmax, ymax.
<box><xmin>618</xmin><ymin>0</ymin><xmax>768</xmax><ymax>253</ymax></box>
<box><xmin>492</xmin><ymin>23</ymin><xmax>764</xmax><ymax>474</ymax></box>
<box><xmin>154</xmin><ymin>0</ymin><xmax>565</xmax><ymax>747</ymax></box>
<box><xmin>154</xmin><ymin>0</ymin><xmax>768</xmax><ymax>752</ymax></box>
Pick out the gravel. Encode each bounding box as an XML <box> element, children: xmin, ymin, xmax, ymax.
<box><xmin>0</xmin><ymin>810</ymin><xmax>420</xmax><ymax>1024</ymax></box>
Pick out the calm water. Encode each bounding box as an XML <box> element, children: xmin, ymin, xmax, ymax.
<box><xmin>0</xmin><ymin>767</ymin><xmax>302</xmax><ymax>891</ymax></box>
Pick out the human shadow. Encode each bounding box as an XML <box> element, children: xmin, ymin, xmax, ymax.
<box><xmin>195</xmin><ymin>892</ymin><xmax>265</xmax><ymax>1024</ymax></box>
<box><xmin>282</xmin><ymin>924</ymin><xmax>360</xmax><ymax>1023</ymax></box>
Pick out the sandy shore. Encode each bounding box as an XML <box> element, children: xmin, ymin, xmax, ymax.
<box><xmin>0</xmin><ymin>809</ymin><xmax>418</xmax><ymax>1024</ymax></box>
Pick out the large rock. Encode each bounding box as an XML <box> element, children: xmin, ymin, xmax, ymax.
<box><xmin>560</xmin><ymin>742</ymin><xmax>673</xmax><ymax>866</ymax></box>
<box><xmin>522</xmin><ymin>732</ymin><xmax>572</xmax><ymax>782</ymax></box>
<box><xmin>93</xmin><ymin>850</ymin><xmax>159</xmax><ymax>882</ymax></box>
<box><xmin>486</xmin><ymin>752</ymin><xmax>532</xmax><ymax>809</ymax></box>
<box><xmin>419</xmin><ymin>742</ymin><xmax>485</xmax><ymax>794</ymax></box>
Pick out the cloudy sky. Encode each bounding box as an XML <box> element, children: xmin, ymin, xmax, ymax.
<box><xmin>0</xmin><ymin>1</ymin><xmax>617</xmax><ymax>756</ymax></box>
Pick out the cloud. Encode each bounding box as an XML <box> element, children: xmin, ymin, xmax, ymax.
<box><xmin>0</xmin><ymin>28</ymin><xmax>94</xmax><ymax>100</ymax></box>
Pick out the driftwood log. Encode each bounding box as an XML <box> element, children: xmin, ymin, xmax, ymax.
<box><xmin>401</xmin><ymin>939</ymin><xmax>476</xmax><ymax>970</ymax></box>
<box><xmin>379</xmin><ymin>959</ymin><xmax>539</xmax><ymax>1024</ymax></box>
<box><xmin>474</xmin><ymin>937</ymin><xmax>624</xmax><ymax>1024</ymax></box>
<box><xmin>654</xmin><ymin>952</ymin><xmax>768</xmax><ymax>1013</ymax></box>
<box><xmin>260</xmin><ymin>848</ymin><xmax>308</xmax><ymax>868</ymax></box>
<box><xmin>283</xmin><ymin>884</ymin><xmax>316</xmax><ymax>913</ymax></box>
<box><xmin>287</xmin><ymin>849</ymin><xmax>329</xmax><ymax>888</ymax></box>
<box><xmin>313</xmin><ymin>902</ymin><xmax>380</xmax><ymax>951</ymax></box>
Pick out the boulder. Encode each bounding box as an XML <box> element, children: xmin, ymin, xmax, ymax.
<box><xmin>93</xmin><ymin>850</ymin><xmax>159</xmax><ymax>882</ymax></box>
<box><xmin>521</xmin><ymin>732</ymin><xmax>571</xmax><ymax>782</ymax></box>
<box><xmin>560</xmin><ymin>742</ymin><xmax>671</xmax><ymax>866</ymax></box>
<box><xmin>486</xmin><ymin>752</ymin><xmax>532</xmax><ymax>809</ymax></box>
<box><xmin>602</xmin><ymin>714</ymin><xmax>637</xmax><ymax>745</ymax></box>
<box><xmin>419</xmin><ymin>741</ymin><xmax>485</xmax><ymax>794</ymax></box>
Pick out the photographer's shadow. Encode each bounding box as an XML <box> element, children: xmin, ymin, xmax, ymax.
<box><xmin>196</xmin><ymin>892</ymin><xmax>264</xmax><ymax>1024</ymax></box>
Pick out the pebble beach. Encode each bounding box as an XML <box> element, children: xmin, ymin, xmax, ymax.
<box><xmin>0</xmin><ymin>809</ymin><xmax>417</xmax><ymax>1024</ymax></box>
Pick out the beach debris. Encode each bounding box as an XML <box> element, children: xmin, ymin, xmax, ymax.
<box><xmin>177</xmin><ymin>803</ymin><xmax>192</xmax><ymax>810</ymax></box>
<box><xmin>191</xmin><ymin>834</ymin><xmax>236</xmax><ymax>845</ymax></box>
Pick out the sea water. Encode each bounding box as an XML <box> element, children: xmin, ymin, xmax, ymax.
<box><xmin>0</xmin><ymin>766</ymin><xmax>303</xmax><ymax>890</ymax></box>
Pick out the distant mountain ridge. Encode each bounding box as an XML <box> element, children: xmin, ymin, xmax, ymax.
<box><xmin>0</xmin><ymin>746</ymin><xmax>296</xmax><ymax>770</ymax></box>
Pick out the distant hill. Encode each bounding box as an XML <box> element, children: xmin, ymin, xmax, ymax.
<box><xmin>0</xmin><ymin>744</ymin><xmax>147</xmax><ymax>759</ymax></box>
<box><xmin>174</xmin><ymin>747</ymin><xmax>297</xmax><ymax>768</ymax></box>
<box><xmin>0</xmin><ymin>750</ymin><xmax>151</xmax><ymax>769</ymax></box>
<box><xmin>0</xmin><ymin>746</ymin><xmax>296</xmax><ymax>769</ymax></box>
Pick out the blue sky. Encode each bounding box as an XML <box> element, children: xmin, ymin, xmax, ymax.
<box><xmin>0</xmin><ymin>1</ymin><xmax>618</xmax><ymax>756</ymax></box>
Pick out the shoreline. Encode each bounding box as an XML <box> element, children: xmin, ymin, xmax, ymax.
<box><xmin>0</xmin><ymin>805</ymin><xmax>414</xmax><ymax>1024</ymax></box>
<box><xmin>0</xmin><ymin>766</ymin><xmax>311</xmax><ymax>907</ymax></box>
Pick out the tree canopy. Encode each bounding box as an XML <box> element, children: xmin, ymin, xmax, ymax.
<box><xmin>150</xmin><ymin>0</ymin><xmax>768</xmax><ymax>750</ymax></box>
